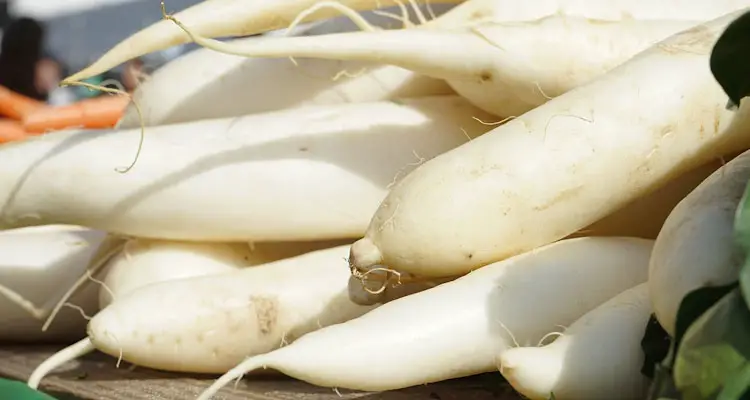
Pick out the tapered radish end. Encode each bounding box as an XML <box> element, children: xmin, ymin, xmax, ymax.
<box><xmin>349</xmin><ymin>238</ymin><xmax>383</xmax><ymax>271</ymax></box>
<box><xmin>499</xmin><ymin>347</ymin><xmax>561</xmax><ymax>399</ymax></box>
<box><xmin>86</xmin><ymin>307</ymin><xmax>125</xmax><ymax>357</ymax></box>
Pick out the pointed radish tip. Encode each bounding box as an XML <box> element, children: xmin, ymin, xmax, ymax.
<box><xmin>499</xmin><ymin>347</ymin><xmax>560</xmax><ymax>399</ymax></box>
<box><xmin>28</xmin><ymin>338</ymin><xmax>95</xmax><ymax>390</ymax></box>
<box><xmin>349</xmin><ymin>237</ymin><xmax>383</xmax><ymax>271</ymax></box>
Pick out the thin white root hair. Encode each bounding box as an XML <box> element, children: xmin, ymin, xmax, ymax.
<box><xmin>533</xmin><ymin>81</ymin><xmax>553</xmax><ymax>100</ymax></box>
<box><xmin>406</xmin><ymin>0</ymin><xmax>428</xmax><ymax>24</ymax></box>
<box><xmin>333</xmin><ymin>387</ymin><xmax>344</xmax><ymax>397</ymax></box>
<box><xmin>196</xmin><ymin>357</ymin><xmax>271</xmax><ymax>400</ymax></box>
<box><xmin>472</xmin><ymin>115</ymin><xmax>517</xmax><ymax>126</ymax></box>
<box><xmin>0</xmin><ymin>284</ymin><xmax>47</xmax><ymax>319</ymax></box>
<box><xmin>62</xmin><ymin>302</ymin><xmax>92</xmax><ymax>321</ymax></box>
<box><xmin>331</xmin><ymin>67</ymin><xmax>368</xmax><ymax>81</ymax></box>
<box><xmin>496</xmin><ymin>319</ymin><xmax>520</xmax><ymax>348</ymax></box>
<box><xmin>57</xmin><ymin>81</ymin><xmax>145</xmax><ymax>173</ymax></box>
<box><xmin>86</xmin><ymin>272</ymin><xmax>116</xmax><ymax>302</ymax></box>
<box><xmin>543</xmin><ymin>113</ymin><xmax>594</xmax><ymax>141</ymax></box>
<box><xmin>537</xmin><ymin>331</ymin><xmax>564</xmax><ymax>347</ymax></box>
<box><xmin>284</xmin><ymin>0</ymin><xmax>378</xmax><ymax>34</ymax></box>
<box><xmin>425</xmin><ymin>0</ymin><xmax>437</xmax><ymax>20</ymax></box>
<box><xmin>387</xmin><ymin>149</ymin><xmax>425</xmax><ymax>189</ymax></box>
<box><xmin>373</xmin><ymin>0</ymin><xmax>413</xmax><ymax>29</ymax></box>
<box><xmin>42</xmin><ymin>240</ymin><xmax>125</xmax><ymax>332</ymax></box>
<box><xmin>27</xmin><ymin>338</ymin><xmax>95</xmax><ymax>389</ymax></box>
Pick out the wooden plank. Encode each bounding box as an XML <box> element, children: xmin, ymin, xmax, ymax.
<box><xmin>0</xmin><ymin>345</ymin><xmax>521</xmax><ymax>400</ymax></box>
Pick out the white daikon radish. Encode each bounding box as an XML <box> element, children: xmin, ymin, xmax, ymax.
<box><xmin>0</xmin><ymin>226</ymin><xmax>110</xmax><ymax>342</ymax></box>
<box><xmin>649</xmin><ymin>149</ymin><xmax>750</xmax><ymax>336</ymax></box>
<box><xmin>500</xmin><ymin>283</ymin><xmax>652</xmax><ymax>400</ymax></box>
<box><xmin>99</xmin><ymin>238</ymin><xmax>350</xmax><ymax>307</ymax></box>
<box><xmin>348</xmin><ymin>10</ymin><xmax>750</xmax><ymax>279</ymax></box>
<box><xmin>117</xmin><ymin>6</ymin><xmax>455</xmax><ymax>128</ymax></box>
<box><xmin>28</xmin><ymin>245</ymin><xmax>379</xmax><ymax>387</ymax></box>
<box><xmin>194</xmin><ymin>237</ymin><xmax>652</xmax><ymax>398</ymax></box>
<box><xmin>0</xmin><ymin>96</ymin><xmax>493</xmax><ymax>242</ymax></box>
<box><xmin>172</xmin><ymin>14</ymin><xmax>698</xmax><ymax>116</ymax></box>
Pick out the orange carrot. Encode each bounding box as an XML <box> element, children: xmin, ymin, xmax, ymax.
<box><xmin>0</xmin><ymin>119</ymin><xmax>29</xmax><ymax>144</ymax></box>
<box><xmin>22</xmin><ymin>95</ymin><xmax>129</xmax><ymax>134</ymax></box>
<box><xmin>0</xmin><ymin>86</ymin><xmax>46</xmax><ymax>120</ymax></box>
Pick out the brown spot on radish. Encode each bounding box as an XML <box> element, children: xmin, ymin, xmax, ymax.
<box><xmin>479</xmin><ymin>71</ymin><xmax>493</xmax><ymax>83</ymax></box>
<box><xmin>713</xmin><ymin>109</ymin><xmax>721</xmax><ymax>134</ymax></box>
<box><xmin>250</xmin><ymin>295</ymin><xmax>279</xmax><ymax>336</ymax></box>
<box><xmin>533</xmin><ymin>185</ymin><xmax>584</xmax><ymax>211</ymax></box>
<box><xmin>467</xmin><ymin>253</ymin><xmax>474</xmax><ymax>260</ymax></box>
<box><xmin>299</xmin><ymin>147</ymin><xmax>308</xmax><ymax>152</ymax></box>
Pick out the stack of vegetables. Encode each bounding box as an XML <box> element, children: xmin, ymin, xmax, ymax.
<box><xmin>3</xmin><ymin>0</ymin><xmax>750</xmax><ymax>399</ymax></box>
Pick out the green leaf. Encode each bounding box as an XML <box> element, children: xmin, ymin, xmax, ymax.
<box><xmin>709</xmin><ymin>9</ymin><xmax>750</xmax><ymax>109</ymax></box>
<box><xmin>674</xmin><ymin>288</ymin><xmax>750</xmax><ymax>400</ymax></box>
<box><xmin>646</xmin><ymin>284</ymin><xmax>737</xmax><ymax>400</ymax></box>
<box><xmin>0</xmin><ymin>379</ymin><xmax>59</xmax><ymax>400</ymax></box>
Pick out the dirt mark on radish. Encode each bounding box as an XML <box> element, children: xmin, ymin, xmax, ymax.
<box><xmin>250</xmin><ymin>295</ymin><xmax>279</xmax><ymax>336</ymax></box>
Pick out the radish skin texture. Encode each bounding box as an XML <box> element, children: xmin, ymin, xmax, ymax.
<box><xmin>433</xmin><ymin>0</ymin><xmax>750</xmax><ymax>28</ymax></box>
<box><xmin>649</xmin><ymin>149</ymin><xmax>750</xmax><ymax>336</ymax></box>
<box><xmin>117</xmin><ymin>52</ymin><xmax>453</xmax><ymax>128</ymax></box>
<box><xmin>116</xmin><ymin>7</ymin><xmax>456</xmax><ymax>128</ymax></box>
<box><xmin>0</xmin><ymin>96</ymin><xmax>493</xmax><ymax>242</ymax></box>
<box><xmin>174</xmin><ymin>16</ymin><xmax>697</xmax><ymax>116</ymax></box>
<box><xmin>86</xmin><ymin>245</ymin><xmax>376</xmax><ymax>373</ymax></box>
<box><xmin>197</xmin><ymin>237</ymin><xmax>653</xmax><ymax>398</ymax></box>
<box><xmin>0</xmin><ymin>226</ymin><xmax>107</xmax><ymax>342</ymax></box>
<box><xmin>99</xmin><ymin>238</ymin><xmax>351</xmax><ymax>307</ymax></box>
<box><xmin>573</xmin><ymin>158</ymin><xmax>726</xmax><ymax>240</ymax></box>
<box><xmin>97</xmin><ymin>240</ymin><xmax>253</xmax><ymax>308</ymax></box>
<box><xmin>64</xmin><ymin>0</ymin><xmax>464</xmax><ymax>83</ymax></box>
<box><xmin>348</xmin><ymin>11</ymin><xmax>750</xmax><ymax>278</ymax></box>
<box><xmin>499</xmin><ymin>283</ymin><xmax>652</xmax><ymax>400</ymax></box>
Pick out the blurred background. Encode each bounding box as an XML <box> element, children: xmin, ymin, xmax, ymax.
<box><xmin>0</xmin><ymin>0</ymin><xmax>203</xmax><ymax>105</ymax></box>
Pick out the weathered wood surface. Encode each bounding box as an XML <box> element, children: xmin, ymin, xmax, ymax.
<box><xmin>0</xmin><ymin>345</ymin><xmax>521</xmax><ymax>400</ymax></box>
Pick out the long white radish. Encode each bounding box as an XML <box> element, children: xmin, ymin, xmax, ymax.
<box><xmin>499</xmin><ymin>283</ymin><xmax>652</xmax><ymax>400</ymax></box>
<box><xmin>0</xmin><ymin>96</ymin><xmax>493</xmax><ymax>241</ymax></box>
<box><xmin>28</xmin><ymin>245</ymin><xmax>379</xmax><ymax>387</ymax></box>
<box><xmin>99</xmin><ymin>238</ymin><xmax>351</xmax><ymax>307</ymax></box>
<box><xmin>0</xmin><ymin>226</ymin><xmax>111</xmax><ymax>342</ymax></box>
<box><xmin>171</xmin><ymin>15</ymin><xmax>698</xmax><ymax>116</ymax></box>
<box><xmin>65</xmin><ymin>0</ymin><xmax>750</xmax><ymax>86</ymax></box>
<box><xmin>194</xmin><ymin>237</ymin><xmax>652</xmax><ymax>399</ymax></box>
<box><xmin>117</xmin><ymin>6</ymin><xmax>456</xmax><ymax>128</ymax></box>
<box><xmin>117</xmin><ymin>50</ymin><xmax>453</xmax><ymax>128</ymax></box>
<box><xmin>63</xmin><ymin>0</ymin><xmax>464</xmax><ymax>84</ymax></box>
<box><xmin>574</xmin><ymin>157</ymin><xmax>727</xmax><ymax>240</ymax></box>
<box><xmin>348</xmin><ymin>10</ymin><xmax>750</xmax><ymax>279</ymax></box>
<box><xmin>649</xmin><ymin>149</ymin><xmax>750</xmax><ymax>336</ymax></box>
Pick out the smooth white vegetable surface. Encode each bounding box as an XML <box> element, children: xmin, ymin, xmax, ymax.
<box><xmin>117</xmin><ymin>6</ymin><xmax>455</xmax><ymax>128</ymax></box>
<box><xmin>348</xmin><ymin>10</ymin><xmax>750</xmax><ymax>278</ymax></box>
<box><xmin>649</xmin><ymin>149</ymin><xmax>750</xmax><ymax>336</ymax></box>
<box><xmin>175</xmin><ymin>15</ymin><xmax>697</xmax><ymax>116</ymax></box>
<box><xmin>92</xmin><ymin>245</ymin><xmax>374</xmax><ymax>373</ymax></box>
<box><xmin>0</xmin><ymin>96</ymin><xmax>493</xmax><ymax>241</ymax></box>
<box><xmin>0</xmin><ymin>226</ymin><xmax>106</xmax><ymax>342</ymax></box>
<box><xmin>500</xmin><ymin>283</ymin><xmax>652</xmax><ymax>400</ymax></box>
<box><xmin>64</xmin><ymin>0</ymin><xmax>465</xmax><ymax>83</ymax></box>
<box><xmin>197</xmin><ymin>237</ymin><xmax>652</xmax><ymax>398</ymax></box>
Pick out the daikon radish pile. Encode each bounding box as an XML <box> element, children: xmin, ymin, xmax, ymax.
<box><xmin>28</xmin><ymin>244</ymin><xmax>382</xmax><ymax>387</ymax></box>
<box><xmin>63</xmin><ymin>0</ymin><xmax>465</xmax><ymax>84</ymax></box>
<box><xmin>0</xmin><ymin>225</ymin><xmax>112</xmax><ymax>342</ymax></box>
<box><xmin>169</xmin><ymin>14</ymin><xmax>698</xmax><ymax>116</ymax></box>
<box><xmin>195</xmin><ymin>237</ymin><xmax>653</xmax><ymax>399</ymax></box>
<box><xmin>348</xmin><ymin>10</ymin><xmax>750</xmax><ymax>280</ymax></box>
<box><xmin>0</xmin><ymin>96</ymin><xmax>493</xmax><ymax>241</ymax></box>
<box><xmin>649</xmin><ymin>148</ymin><xmax>750</xmax><ymax>336</ymax></box>
<box><xmin>499</xmin><ymin>283</ymin><xmax>653</xmax><ymax>400</ymax></box>
<box><xmin>117</xmin><ymin>6</ymin><xmax>455</xmax><ymax>128</ymax></box>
